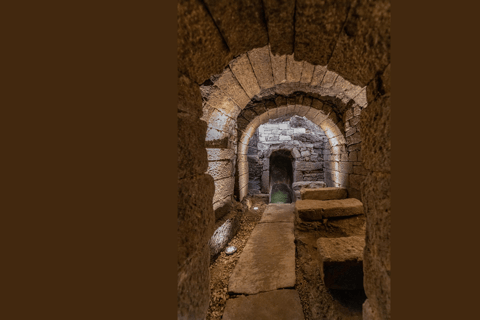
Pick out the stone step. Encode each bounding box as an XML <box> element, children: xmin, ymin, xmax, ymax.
<box><xmin>229</xmin><ymin>205</ymin><xmax>296</xmax><ymax>295</ymax></box>
<box><xmin>317</xmin><ymin>236</ymin><xmax>365</xmax><ymax>290</ymax></box>
<box><xmin>222</xmin><ymin>289</ymin><xmax>305</xmax><ymax>320</ymax></box>
<box><xmin>295</xmin><ymin>198</ymin><xmax>364</xmax><ymax>221</ymax></box>
<box><xmin>300</xmin><ymin>187</ymin><xmax>348</xmax><ymax>200</ymax></box>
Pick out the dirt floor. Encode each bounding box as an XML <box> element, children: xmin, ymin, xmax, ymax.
<box><xmin>206</xmin><ymin>201</ymin><xmax>266</xmax><ymax>320</ymax></box>
<box><xmin>206</xmin><ymin>199</ymin><xmax>366</xmax><ymax>320</ymax></box>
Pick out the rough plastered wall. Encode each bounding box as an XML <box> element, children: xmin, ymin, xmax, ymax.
<box><xmin>361</xmin><ymin>64</ymin><xmax>391</xmax><ymax>320</ymax></box>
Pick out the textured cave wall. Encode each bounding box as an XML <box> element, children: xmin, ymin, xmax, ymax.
<box><xmin>361</xmin><ymin>64</ymin><xmax>391</xmax><ymax>320</ymax></box>
<box><xmin>177</xmin><ymin>73</ymin><xmax>215</xmax><ymax>320</ymax></box>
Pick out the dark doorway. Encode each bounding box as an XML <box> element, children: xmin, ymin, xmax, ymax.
<box><xmin>269</xmin><ymin>150</ymin><xmax>294</xmax><ymax>203</ymax></box>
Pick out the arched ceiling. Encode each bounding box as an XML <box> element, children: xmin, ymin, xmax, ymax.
<box><xmin>178</xmin><ymin>0</ymin><xmax>391</xmax><ymax>88</ymax></box>
<box><xmin>200</xmin><ymin>45</ymin><xmax>367</xmax><ymax>146</ymax></box>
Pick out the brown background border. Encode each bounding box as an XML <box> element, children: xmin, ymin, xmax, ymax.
<box><xmin>2</xmin><ymin>1</ymin><xmax>479</xmax><ymax>319</ymax></box>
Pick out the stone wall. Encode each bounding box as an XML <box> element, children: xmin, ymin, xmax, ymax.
<box><xmin>361</xmin><ymin>64</ymin><xmax>391</xmax><ymax>320</ymax></box>
<box><xmin>246</xmin><ymin>115</ymin><xmax>327</xmax><ymax>199</ymax></box>
<box><xmin>177</xmin><ymin>73</ymin><xmax>215</xmax><ymax>320</ymax></box>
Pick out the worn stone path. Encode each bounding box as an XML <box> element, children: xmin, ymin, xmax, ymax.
<box><xmin>225</xmin><ymin>203</ymin><xmax>304</xmax><ymax>320</ymax></box>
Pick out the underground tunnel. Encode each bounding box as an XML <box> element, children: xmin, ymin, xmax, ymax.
<box><xmin>178</xmin><ymin>1</ymin><xmax>391</xmax><ymax>319</ymax></box>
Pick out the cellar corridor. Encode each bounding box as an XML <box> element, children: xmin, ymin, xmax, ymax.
<box><xmin>178</xmin><ymin>1</ymin><xmax>390</xmax><ymax>319</ymax></box>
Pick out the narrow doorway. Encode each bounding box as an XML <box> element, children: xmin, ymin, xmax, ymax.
<box><xmin>269</xmin><ymin>150</ymin><xmax>294</xmax><ymax>203</ymax></box>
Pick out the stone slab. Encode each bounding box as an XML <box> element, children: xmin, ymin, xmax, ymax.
<box><xmin>260</xmin><ymin>203</ymin><xmax>295</xmax><ymax>223</ymax></box>
<box><xmin>223</xmin><ymin>289</ymin><xmax>305</xmax><ymax>320</ymax></box>
<box><xmin>301</xmin><ymin>187</ymin><xmax>348</xmax><ymax>200</ymax></box>
<box><xmin>317</xmin><ymin>236</ymin><xmax>365</xmax><ymax>262</ymax></box>
<box><xmin>317</xmin><ymin>236</ymin><xmax>365</xmax><ymax>290</ymax></box>
<box><xmin>229</xmin><ymin>221</ymin><xmax>295</xmax><ymax>294</ymax></box>
<box><xmin>296</xmin><ymin>198</ymin><xmax>364</xmax><ymax>221</ymax></box>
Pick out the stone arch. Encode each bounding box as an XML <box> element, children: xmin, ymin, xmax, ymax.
<box><xmin>237</xmin><ymin>104</ymin><xmax>349</xmax><ymax>200</ymax></box>
<box><xmin>202</xmin><ymin>45</ymin><xmax>367</xmax><ymax>208</ymax></box>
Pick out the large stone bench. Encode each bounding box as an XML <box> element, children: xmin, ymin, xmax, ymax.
<box><xmin>295</xmin><ymin>198</ymin><xmax>364</xmax><ymax>221</ymax></box>
<box><xmin>317</xmin><ymin>236</ymin><xmax>365</xmax><ymax>290</ymax></box>
<box><xmin>301</xmin><ymin>187</ymin><xmax>348</xmax><ymax>200</ymax></box>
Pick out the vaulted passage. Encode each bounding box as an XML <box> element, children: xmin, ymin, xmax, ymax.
<box><xmin>178</xmin><ymin>1</ymin><xmax>390</xmax><ymax>319</ymax></box>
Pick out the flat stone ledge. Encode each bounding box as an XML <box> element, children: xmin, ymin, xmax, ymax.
<box><xmin>301</xmin><ymin>187</ymin><xmax>348</xmax><ymax>200</ymax></box>
<box><xmin>317</xmin><ymin>236</ymin><xmax>365</xmax><ymax>290</ymax></box>
<box><xmin>296</xmin><ymin>198</ymin><xmax>364</xmax><ymax>221</ymax></box>
<box><xmin>223</xmin><ymin>289</ymin><xmax>305</xmax><ymax>320</ymax></box>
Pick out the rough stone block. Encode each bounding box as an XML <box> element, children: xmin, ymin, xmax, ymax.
<box><xmin>321</xmin><ymin>70</ymin><xmax>338</xmax><ymax>88</ymax></box>
<box><xmin>209</xmin><ymin>208</ymin><xmax>243</xmax><ymax>258</ymax></box>
<box><xmin>292</xmin><ymin>181</ymin><xmax>326</xmax><ymax>192</ymax></box>
<box><xmin>178</xmin><ymin>114</ymin><xmax>208</xmax><ymax>180</ymax></box>
<box><xmin>349</xmin><ymin>174</ymin><xmax>365</xmax><ymax>190</ymax></box>
<box><xmin>206</xmin><ymin>148</ymin><xmax>235</xmax><ymax>161</ymax></box>
<box><xmin>300</xmin><ymin>187</ymin><xmax>348</xmax><ymax>200</ymax></box>
<box><xmin>270</xmin><ymin>48</ymin><xmax>287</xmax><ymax>85</ymax></box>
<box><xmin>310</xmin><ymin>65</ymin><xmax>328</xmax><ymax>86</ymax></box>
<box><xmin>286</xmin><ymin>54</ymin><xmax>303</xmax><ymax>83</ymax></box>
<box><xmin>296</xmin><ymin>161</ymin><xmax>322</xmax><ymax>171</ymax></box>
<box><xmin>294</xmin><ymin>0</ymin><xmax>351</xmax><ymax>66</ymax></box>
<box><xmin>260</xmin><ymin>203</ymin><xmax>296</xmax><ymax>223</ymax></box>
<box><xmin>177</xmin><ymin>245</ymin><xmax>211</xmax><ymax>320</ymax></box>
<box><xmin>317</xmin><ymin>235</ymin><xmax>365</xmax><ymax>290</ymax></box>
<box><xmin>296</xmin><ymin>198</ymin><xmax>364</xmax><ymax>221</ymax></box>
<box><xmin>177</xmin><ymin>0</ymin><xmax>232</xmax><ymax>84</ymax></box>
<box><xmin>203</xmin><ymin>0</ymin><xmax>268</xmax><ymax>57</ymax></box>
<box><xmin>362</xmin><ymin>171</ymin><xmax>391</xmax><ymax>320</ymax></box>
<box><xmin>328</xmin><ymin>0</ymin><xmax>391</xmax><ymax>87</ymax></box>
<box><xmin>230</xmin><ymin>54</ymin><xmax>261</xmax><ymax>98</ymax></box>
<box><xmin>248</xmin><ymin>45</ymin><xmax>275</xmax><ymax>89</ymax></box>
<box><xmin>207</xmin><ymin>160</ymin><xmax>233</xmax><ymax>180</ymax></box>
<box><xmin>178</xmin><ymin>73</ymin><xmax>203</xmax><ymax>118</ymax></box>
<box><xmin>223</xmin><ymin>290</ymin><xmax>305</xmax><ymax>320</ymax></box>
<box><xmin>300</xmin><ymin>61</ymin><xmax>315</xmax><ymax>84</ymax></box>
<box><xmin>262</xmin><ymin>0</ymin><xmax>295</xmax><ymax>55</ymax></box>
<box><xmin>202</xmin><ymin>86</ymin><xmax>241</xmax><ymax>118</ymax></box>
<box><xmin>213</xmin><ymin>176</ymin><xmax>235</xmax><ymax>205</ymax></box>
<box><xmin>215</xmin><ymin>68</ymin><xmax>251</xmax><ymax>108</ymax></box>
